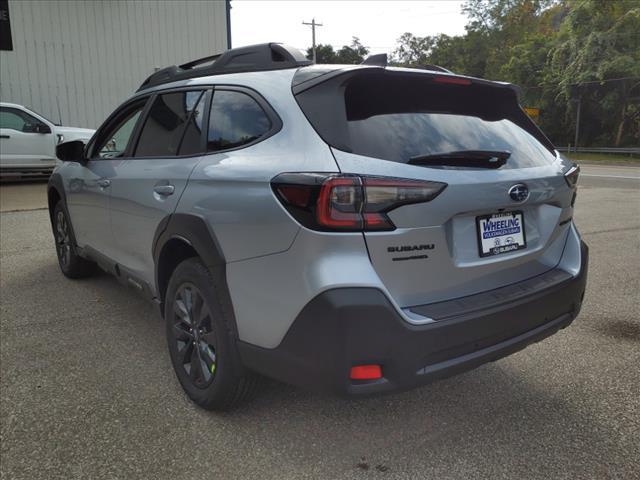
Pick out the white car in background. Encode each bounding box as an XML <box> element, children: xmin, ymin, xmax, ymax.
<box><xmin>0</xmin><ymin>102</ymin><xmax>95</xmax><ymax>179</ymax></box>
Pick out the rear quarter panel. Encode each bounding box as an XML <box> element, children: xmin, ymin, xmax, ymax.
<box><xmin>176</xmin><ymin>71</ymin><xmax>340</xmax><ymax>263</ymax></box>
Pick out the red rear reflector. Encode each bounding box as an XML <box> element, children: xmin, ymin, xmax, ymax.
<box><xmin>433</xmin><ymin>76</ymin><xmax>472</xmax><ymax>86</ymax></box>
<box><xmin>350</xmin><ymin>365</ymin><xmax>382</xmax><ymax>380</ymax></box>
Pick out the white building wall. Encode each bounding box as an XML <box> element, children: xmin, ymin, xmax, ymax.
<box><xmin>0</xmin><ymin>0</ymin><xmax>228</xmax><ymax>128</ymax></box>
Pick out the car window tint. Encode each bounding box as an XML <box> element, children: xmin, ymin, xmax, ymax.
<box><xmin>177</xmin><ymin>92</ymin><xmax>206</xmax><ymax>155</ymax></box>
<box><xmin>135</xmin><ymin>91</ymin><xmax>204</xmax><ymax>157</ymax></box>
<box><xmin>296</xmin><ymin>71</ymin><xmax>557</xmax><ymax>168</ymax></box>
<box><xmin>0</xmin><ymin>108</ymin><xmax>39</xmax><ymax>131</ymax></box>
<box><xmin>207</xmin><ymin>91</ymin><xmax>271</xmax><ymax>151</ymax></box>
<box><xmin>96</xmin><ymin>107</ymin><xmax>144</xmax><ymax>158</ymax></box>
<box><xmin>0</xmin><ymin>109</ymin><xmax>26</xmax><ymax>130</ymax></box>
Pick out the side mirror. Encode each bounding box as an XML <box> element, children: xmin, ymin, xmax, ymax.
<box><xmin>23</xmin><ymin>122</ymin><xmax>52</xmax><ymax>134</ymax></box>
<box><xmin>56</xmin><ymin>140</ymin><xmax>87</xmax><ymax>163</ymax></box>
<box><xmin>35</xmin><ymin>123</ymin><xmax>52</xmax><ymax>134</ymax></box>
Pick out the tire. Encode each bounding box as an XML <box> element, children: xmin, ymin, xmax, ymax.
<box><xmin>165</xmin><ymin>257</ymin><xmax>260</xmax><ymax>410</ymax></box>
<box><xmin>52</xmin><ymin>201</ymin><xmax>97</xmax><ymax>279</ymax></box>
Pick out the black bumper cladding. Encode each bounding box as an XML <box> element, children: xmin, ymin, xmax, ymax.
<box><xmin>238</xmin><ymin>241</ymin><xmax>588</xmax><ymax>396</ymax></box>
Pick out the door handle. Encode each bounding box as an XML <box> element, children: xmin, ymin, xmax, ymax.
<box><xmin>153</xmin><ymin>184</ymin><xmax>175</xmax><ymax>196</ymax></box>
<box><xmin>0</xmin><ymin>135</ymin><xmax>9</xmax><ymax>139</ymax></box>
<box><xmin>97</xmin><ymin>179</ymin><xmax>111</xmax><ymax>188</ymax></box>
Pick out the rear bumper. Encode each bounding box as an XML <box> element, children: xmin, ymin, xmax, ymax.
<box><xmin>238</xmin><ymin>240</ymin><xmax>588</xmax><ymax>396</ymax></box>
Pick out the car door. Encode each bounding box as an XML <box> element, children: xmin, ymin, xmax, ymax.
<box><xmin>64</xmin><ymin>98</ymin><xmax>148</xmax><ymax>258</ymax></box>
<box><xmin>0</xmin><ymin>106</ymin><xmax>55</xmax><ymax>170</ymax></box>
<box><xmin>108</xmin><ymin>88</ymin><xmax>210</xmax><ymax>287</ymax></box>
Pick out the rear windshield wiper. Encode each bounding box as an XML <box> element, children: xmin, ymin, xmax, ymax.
<box><xmin>408</xmin><ymin>150</ymin><xmax>511</xmax><ymax>169</ymax></box>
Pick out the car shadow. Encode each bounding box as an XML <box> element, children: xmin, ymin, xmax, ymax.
<box><xmin>2</xmin><ymin>258</ymin><xmax>616</xmax><ymax>478</ymax></box>
<box><xmin>595</xmin><ymin>319</ymin><xmax>640</xmax><ymax>342</ymax></box>
<box><xmin>211</xmin><ymin>358</ymin><xmax>614</xmax><ymax>477</ymax></box>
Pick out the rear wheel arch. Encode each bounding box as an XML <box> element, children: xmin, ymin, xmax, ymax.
<box><xmin>153</xmin><ymin>214</ymin><xmax>238</xmax><ymax>336</ymax></box>
<box><xmin>156</xmin><ymin>236</ymin><xmax>199</xmax><ymax>313</ymax></box>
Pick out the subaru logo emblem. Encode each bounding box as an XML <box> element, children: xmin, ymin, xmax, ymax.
<box><xmin>509</xmin><ymin>184</ymin><xmax>529</xmax><ymax>202</ymax></box>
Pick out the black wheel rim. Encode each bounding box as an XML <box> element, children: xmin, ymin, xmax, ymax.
<box><xmin>172</xmin><ymin>283</ymin><xmax>217</xmax><ymax>388</ymax></box>
<box><xmin>55</xmin><ymin>210</ymin><xmax>71</xmax><ymax>267</ymax></box>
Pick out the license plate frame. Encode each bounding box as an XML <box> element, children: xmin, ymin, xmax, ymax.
<box><xmin>476</xmin><ymin>210</ymin><xmax>527</xmax><ymax>258</ymax></box>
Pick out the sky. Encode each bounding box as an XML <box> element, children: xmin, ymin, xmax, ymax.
<box><xmin>230</xmin><ymin>1</ymin><xmax>468</xmax><ymax>56</ymax></box>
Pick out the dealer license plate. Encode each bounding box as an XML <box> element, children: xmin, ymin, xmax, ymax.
<box><xmin>476</xmin><ymin>211</ymin><xmax>526</xmax><ymax>257</ymax></box>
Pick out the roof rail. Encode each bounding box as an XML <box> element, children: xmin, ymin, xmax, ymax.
<box><xmin>179</xmin><ymin>53</ymin><xmax>223</xmax><ymax>70</ymax></box>
<box><xmin>137</xmin><ymin>43</ymin><xmax>312</xmax><ymax>92</ymax></box>
<box><xmin>361</xmin><ymin>53</ymin><xmax>387</xmax><ymax>67</ymax></box>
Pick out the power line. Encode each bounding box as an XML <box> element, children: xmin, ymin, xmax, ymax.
<box><xmin>521</xmin><ymin>77</ymin><xmax>640</xmax><ymax>90</ymax></box>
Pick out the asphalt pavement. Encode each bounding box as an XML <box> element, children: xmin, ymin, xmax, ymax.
<box><xmin>1</xmin><ymin>165</ymin><xmax>638</xmax><ymax>479</ymax></box>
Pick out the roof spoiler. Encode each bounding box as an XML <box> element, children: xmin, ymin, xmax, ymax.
<box><xmin>137</xmin><ymin>43</ymin><xmax>312</xmax><ymax>92</ymax></box>
<box><xmin>359</xmin><ymin>56</ymin><xmax>453</xmax><ymax>75</ymax></box>
<box><xmin>420</xmin><ymin>64</ymin><xmax>453</xmax><ymax>74</ymax></box>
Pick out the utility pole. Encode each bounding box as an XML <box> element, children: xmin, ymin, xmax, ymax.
<box><xmin>302</xmin><ymin>18</ymin><xmax>323</xmax><ymax>63</ymax></box>
<box><xmin>573</xmin><ymin>96</ymin><xmax>581</xmax><ymax>154</ymax></box>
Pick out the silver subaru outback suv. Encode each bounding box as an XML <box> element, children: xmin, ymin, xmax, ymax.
<box><xmin>48</xmin><ymin>43</ymin><xmax>588</xmax><ymax>410</ymax></box>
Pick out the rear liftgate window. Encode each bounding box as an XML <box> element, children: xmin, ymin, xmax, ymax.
<box><xmin>295</xmin><ymin>71</ymin><xmax>556</xmax><ymax>169</ymax></box>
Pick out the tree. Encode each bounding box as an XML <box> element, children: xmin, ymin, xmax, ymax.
<box><xmin>335</xmin><ymin>37</ymin><xmax>369</xmax><ymax>64</ymax></box>
<box><xmin>388</xmin><ymin>0</ymin><xmax>640</xmax><ymax>147</ymax></box>
<box><xmin>391</xmin><ymin>33</ymin><xmax>435</xmax><ymax>67</ymax></box>
<box><xmin>545</xmin><ymin>0</ymin><xmax>640</xmax><ymax>146</ymax></box>
<box><xmin>307</xmin><ymin>38</ymin><xmax>369</xmax><ymax>64</ymax></box>
<box><xmin>305</xmin><ymin>44</ymin><xmax>337</xmax><ymax>64</ymax></box>
<box><xmin>426</xmin><ymin>32</ymin><xmax>489</xmax><ymax>77</ymax></box>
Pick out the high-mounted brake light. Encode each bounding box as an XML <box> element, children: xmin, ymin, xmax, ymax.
<box><xmin>272</xmin><ymin>173</ymin><xmax>447</xmax><ymax>232</ymax></box>
<box><xmin>433</xmin><ymin>76</ymin><xmax>472</xmax><ymax>86</ymax></box>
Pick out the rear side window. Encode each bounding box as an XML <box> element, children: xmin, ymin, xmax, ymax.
<box><xmin>207</xmin><ymin>90</ymin><xmax>271</xmax><ymax>151</ymax></box>
<box><xmin>296</xmin><ymin>71</ymin><xmax>556</xmax><ymax>169</ymax></box>
<box><xmin>135</xmin><ymin>90</ymin><xmax>204</xmax><ymax>157</ymax></box>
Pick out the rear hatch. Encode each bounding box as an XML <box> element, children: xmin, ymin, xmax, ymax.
<box><xmin>293</xmin><ymin>67</ymin><xmax>576</xmax><ymax>308</ymax></box>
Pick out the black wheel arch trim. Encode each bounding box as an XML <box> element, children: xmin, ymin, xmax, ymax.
<box><xmin>153</xmin><ymin>213</ymin><xmax>239</xmax><ymax>339</ymax></box>
<box><xmin>152</xmin><ymin>213</ymin><xmax>227</xmax><ymax>269</ymax></box>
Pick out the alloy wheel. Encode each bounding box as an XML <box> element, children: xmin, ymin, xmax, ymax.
<box><xmin>172</xmin><ymin>283</ymin><xmax>217</xmax><ymax>388</ymax></box>
<box><xmin>55</xmin><ymin>210</ymin><xmax>72</xmax><ymax>267</ymax></box>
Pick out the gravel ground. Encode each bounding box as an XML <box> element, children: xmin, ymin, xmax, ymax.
<box><xmin>0</xmin><ymin>168</ymin><xmax>638</xmax><ymax>479</ymax></box>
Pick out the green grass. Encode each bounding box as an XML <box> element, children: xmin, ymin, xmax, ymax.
<box><xmin>565</xmin><ymin>152</ymin><xmax>639</xmax><ymax>165</ymax></box>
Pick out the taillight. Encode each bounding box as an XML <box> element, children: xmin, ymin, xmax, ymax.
<box><xmin>316</xmin><ymin>176</ymin><xmax>364</xmax><ymax>230</ymax></box>
<box><xmin>272</xmin><ymin>173</ymin><xmax>446</xmax><ymax>232</ymax></box>
<box><xmin>564</xmin><ymin>164</ymin><xmax>580</xmax><ymax>188</ymax></box>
